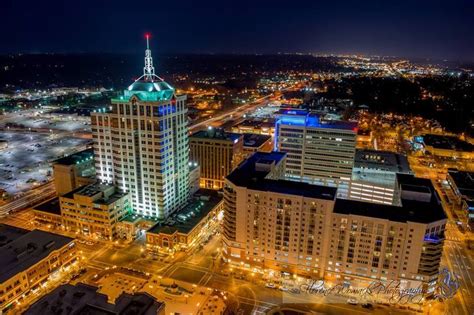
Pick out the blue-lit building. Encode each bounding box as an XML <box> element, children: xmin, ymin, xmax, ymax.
<box><xmin>91</xmin><ymin>39</ymin><xmax>189</xmax><ymax>219</ymax></box>
<box><xmin>274</xmin><ymin>109</ymin><xmax>357</xmax><ymax>189</ymax></box>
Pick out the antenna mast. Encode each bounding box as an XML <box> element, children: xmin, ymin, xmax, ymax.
<box><xmin>143</xmin><ymin>33</ymin><xmax>155</xmax><ymax>80</ymax></box>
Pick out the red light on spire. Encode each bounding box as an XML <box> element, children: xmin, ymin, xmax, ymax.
<box><xmin>144</xmin><ymin>33</ymin><xmax>151</xmax><ymax>50</ymax></box>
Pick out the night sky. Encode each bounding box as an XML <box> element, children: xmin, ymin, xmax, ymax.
<box><xmin>2</xmin><ymin>0</ymin><xmax>473</xmax><ymax>61</ymax></box>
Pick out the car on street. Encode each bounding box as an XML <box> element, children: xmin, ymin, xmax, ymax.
<box><xmin>347</xmin><ymin>298</ymin><xmax>358</xmax><ymax>305</ymax></box>
<box><xmin>265</xmin><ymin>283</ymin><xmax>276</xmax><ymax>289</ymax></box>
<box><xmin>362</xmin><ymin>303</ymin><xmax>373</xmax><ymax>309</ymax></box>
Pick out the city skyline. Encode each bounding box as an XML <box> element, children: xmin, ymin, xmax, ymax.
<box><xmin>1</xmin><ymin>0</ymin><xmax>474</xmax><ymax>62</ymax></box>
<box><xmin>0</xmin><ymin>6</ymin><xmax>472</xmax><ymax>314</ymax></box>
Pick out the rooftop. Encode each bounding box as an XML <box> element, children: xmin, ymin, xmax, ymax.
<box><xmin>0</xmin><ymin>226</ymin><xmax>74</xmax><ymax>283</ymax></box>
<box><xmin>190</xmin><ymin>129</ymin><xmax>242</xmax><ymax>142</ymax></box>
<box><xmin>243</xmin><ymin>133</ymin><xmax>272</xmax><ymax>148</ymax></box>
<box><xmin>148</xmin><ymin>189</ymin><xmax>223</xmax><ymax>235</ymax></box>
<box><xmin>276</xmin><ymin>109</ymin><xmax>358</xmax><ymax>131</ymax></box>
<box><xmin>32</xmin><ymin>197</ymin><xmax>61</xmax><ymax>215</ymax></box>
<box><xmin>448</xmin><ymin>169</ymin><xmax>474</xmax><ymax>199</ymax></box>
<box><xmin>0</xmin><ymin>224</ymin><xmax>29</xmax><ymax>247</ymax></box>
<box><xmin>422</xmin><ymin>134</ymin><xmax>474</xmax><ymax>152</ymax></box>
<box><xmin>227</xmin><ymin>152</ymin><xmax>337</xmax><ymax>200</ymax></box>
<box><xmin>62</xmin><ymin>183</ymin><xmax>128</xmax><ymax>206</ymax></box>
<box><xmin>25</xmin><ymin>283</ymin><xmax>164</xmax><ymax>315</ymax></box>
<box><xmin>54</xmin><ymin>148</ymin><xmax>94</xmax><ymax>166</ymax></box>
<box><xmin>113</xmin><ymin>38</ymin><xmax>175</xmax><ymax>103</ymax></box>
<box><xmin>121</xmin><ymin>80</ymin><xmax>175</xmax><ymax>102</ymax></box>
<box><xmin>235</xmin><ymin>119</ymin><xmax>275</xmax><ymax>129</ymax></box>
<box><xmin>354</xmin><ymin>149</ymin><xmax>412</xmax><ymax>173</ymax></box>
<box><xmin>335</xmin><ymin>177</ymin><xmax>446</xmax><ymax>224</ymax></box>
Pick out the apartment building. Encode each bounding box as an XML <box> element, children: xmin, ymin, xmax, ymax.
<box><xmin>222</xmin><ymin>152</ymin><xmax>446</xmax><ymax>291</ymax></box>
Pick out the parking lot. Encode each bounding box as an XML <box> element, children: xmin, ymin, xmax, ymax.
<box><xmin>0</xmin><ymin>110</ymin><xmax>91</xmax><ymax>132</ymax></box>
<box><xmin>0</xmin><ymin>131</ymin><xmax>90</xmax><ymax>195</ymax></box>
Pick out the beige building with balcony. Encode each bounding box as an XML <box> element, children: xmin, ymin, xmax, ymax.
<box><xmin>60</xmin><ymin>183</ymin><xmax>131</xmax><ymax>240</ymax></box>
<box><xmin>223</xmin><ymin>152</ymin><xmax>447</xmax><ymax>291</ymax></box>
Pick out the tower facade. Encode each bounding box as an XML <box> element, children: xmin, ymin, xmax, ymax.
<box><xmin>91</xmin><ymin>37</ymin><xmax>189</xmax><ymax>219</ymax></box>
<box><xmin>275</xmin><ymin>109</ymin><xmax>357</xmax><ymax>189</ymax></box>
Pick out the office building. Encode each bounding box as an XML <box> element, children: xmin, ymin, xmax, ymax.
<box><xmin>53</xmin><ymin>148</ymin><xmax>96</xmax><ymax>195</ymax></box>
<box><xmin>25</xmin><ymin>283</ymin><xmax>165</xmax><ymax>315</ymax></box>
<box><xmin>91</xmin><ymin>38</ymin><xmax>189</xmax><ymax>219</ymax></box>
<box><xmin>60</xmin><ymin>183</ymin><xmax>131</xmax><ymax>239</ymax></box>
<box><xmin>0</xmin><ymin>225</ymin><xmax>77</xmax><ymax>313</ymax></box>
<box><xmin>222</xmin><ymin>152</ymin><xmax>446</xmax><ymax>291</ymax></box>
<box><xmin>347</xmin><ymin>149</ymin><xmax>412</xmax><ymax>205</ymax></box>
<box><xmin>274</xmin><ymin>109</ymin><xmax>357</xmax><ymax>187</ymax></box>
<box><xmin>189</xmin><ymin>128</ymin><xmax>243</xmax><ymax>189</ymax></box>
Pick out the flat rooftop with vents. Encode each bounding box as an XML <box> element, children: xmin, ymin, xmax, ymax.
<box><xmin>62</xmin><ymin>183</ymin><xmax>128</xmax><ymax>206</ymax></box>
<box><xmin>148</xmin><ymin>189</ymin><xmax>222</xmax><ymax>235</ymax></box>
<box><xmin>0</xmin><ymin>225</ymin><xmax>75</xmax><ymax>284</ymax></box>
<box><xmin>227</xmin><ymin>152</ymin><xmax>337</xmax><ymax>200</ymax></box>
<box><xmin>335</xmin><ymin>174</ymin><xmax>446</xmax><ymax>224</ymax></box>
<box><xmin>54</xmin><ymin>148</ymin><xmax>94</xmax><ymax>166</ymax></box>
<box><xmin>25</xmin><ymin>283</ymin><xmax>164</xmax><ymax>315</ymax></box>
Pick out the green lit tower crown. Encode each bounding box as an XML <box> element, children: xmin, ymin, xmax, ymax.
<box><xmin>91</xmin><ymin>35</ymin><xmax>189</xmax><ymax>219</ymax></box>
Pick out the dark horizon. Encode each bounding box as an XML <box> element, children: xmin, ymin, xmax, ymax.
<box><xmin>2</xmin><ymin>0</ymin><xmax>473</xmax><ymax>62</ymax></box>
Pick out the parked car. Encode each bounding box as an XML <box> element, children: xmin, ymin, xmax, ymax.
<box><xmin>347</xmin><ymin>298</ymin><xmax>358</xmax><ymax>305</ymax></box>
<box><xmin>362</xmin><ymin>303</ymin><xmax>373</xmax><ymax>309</ymax></box>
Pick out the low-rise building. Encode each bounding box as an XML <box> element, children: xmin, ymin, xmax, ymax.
<box><xmin>242</xmin><ymin>133</ymin><xmax>273</xmax><ymax>157</ymax></box>
<box><xmin>446</xmin><ymin>169</ymin><xmax>474</xmax><ymax>226</ymax></box>
<box><xmin>421</xmin><ymin>134</ymin><xmax>474</xmax><ymax>159</ymax></box>
<box><xmin>0</xmin><ymin>225</ymin><xmax>77</xmax><ymax>313</ymax></box>
<box><xmin>53</xmin><ymin>149</ymin><xmax>96</xmax><ymax>196</ymax></box>
<box><xmin>356</xmin><ymin>129</ymin><xmax>372</xmax><ymax>148</ymax></box>
<box><xmin>116</xmin><ymin>215</ymin><xmax>142</xmax><ymax>242</ymax></box>
<box><xmin>232</xmin><ymin>119</ymin><xmax>275</xmax><ymax>136</ymax></box>
<box><xmin>32</xmin><ymin>198</ymin><xmax>62</xmax><ymax>228</ymax></box>
<box><xmin>60</xmin><ymin>183</ymin><xmax>131</xmax><ymax>240</ymax></box>
<box><xmin>146</xmin><ymin>189</ymin><xmax>223</xmax><ymax>252</ymax></box>
<box><xmin>25</xmin><ymin>283</ymin><xmax>165</xmax><ymax>315</ymax></box>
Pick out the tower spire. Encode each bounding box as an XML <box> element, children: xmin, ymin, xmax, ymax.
<box><xmin>143</xmin><ymin>33</ymin><xmax>155</xmax><ymax>81</ymax></box>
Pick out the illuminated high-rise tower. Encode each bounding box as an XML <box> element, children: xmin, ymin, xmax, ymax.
<box><xmin>91</xmin><ymin>35</ymin><xmax>189</xmax><ymax>219</ymax></box>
